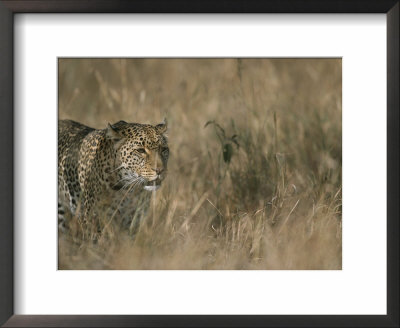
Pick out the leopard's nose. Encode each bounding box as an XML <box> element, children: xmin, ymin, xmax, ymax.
<box><xmin>154</xmin><ymin>168</ymin><xmax>164</xmax><ymax>175</ymax></box>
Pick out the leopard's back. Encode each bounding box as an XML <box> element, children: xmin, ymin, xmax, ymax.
<box><xmin>58</xmin><ymin>120</ymin><xmax>95</xmax><ymax>227</ymax></box>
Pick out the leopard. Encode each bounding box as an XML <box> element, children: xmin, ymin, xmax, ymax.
<box><xmin>58</xmin><ymin>119</ymin><xmax>169</xmax><ymax>237</ymax></box>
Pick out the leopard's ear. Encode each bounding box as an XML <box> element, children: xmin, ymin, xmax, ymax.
<box><xmin>155</xmin><ymin>118</ymin><xmax>167</xmax><ymax>134</ymax></box>
<box><xmin>106</xmin><ymin>123</ymin><xmax>123</xmax><ymax>140</ymax></box>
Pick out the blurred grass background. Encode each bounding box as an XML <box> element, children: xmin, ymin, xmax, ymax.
<box><xmin>58</xmin><ymin>58</ymin><xmax>342</xmax><ymax>270</ymax></box>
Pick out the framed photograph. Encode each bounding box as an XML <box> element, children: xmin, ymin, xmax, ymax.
<box><xmin>1</xmin><ymin>1</ymin><xmax>398</xmax><ymax>327</ymax></box>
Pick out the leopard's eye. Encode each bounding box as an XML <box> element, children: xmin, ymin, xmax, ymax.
<box><xmin>137</xmin><ymin>148</ymin><xmax>146</xmax><ymax>154</ymax></box>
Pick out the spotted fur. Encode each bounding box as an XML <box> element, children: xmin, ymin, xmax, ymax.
<box><xmin>58</xmin><ymin>119</ymin><xmax>169</xmax><ymax>234</ymax></box>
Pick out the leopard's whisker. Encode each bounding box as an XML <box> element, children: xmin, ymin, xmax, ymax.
<box><xmin>112</xmin><ymin>176</ymin><xmax>133</xmax><ymax>188</ymax></box>
<box><xmin>109</xmin><ymin>164</ymin><xmax>124</xmax><ymax>173</ymax></box>
<box><xmin>121</xmin><ymin>174</ymin><xmax>143</xmax><ymax>190</ymax></box>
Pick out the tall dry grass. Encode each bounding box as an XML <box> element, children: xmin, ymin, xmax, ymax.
<box><xmin>58</xmin><ymin>58</ymin><xmax>341</xmax><ymax>269</ymax></box>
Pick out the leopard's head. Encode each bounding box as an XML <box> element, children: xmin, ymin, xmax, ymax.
<box><xmin>106</xmin><ymin>120</ymin><xmax>169</xmax><ymax>191</ymax></box>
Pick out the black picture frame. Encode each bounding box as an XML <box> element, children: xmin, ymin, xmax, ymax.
<box><xmin>0</xmin><ymin>1</ymin><xmax>398</xmax><ymax>327</ymax></box>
